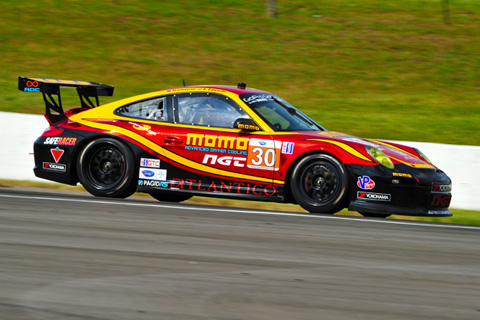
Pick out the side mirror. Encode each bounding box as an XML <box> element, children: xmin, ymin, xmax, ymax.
<box><xmin>234</xmin><ymin>118</ymin><xmax>260</xmax><ymax>131</ymax></box>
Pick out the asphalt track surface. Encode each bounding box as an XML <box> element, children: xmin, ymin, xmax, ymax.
<box><xmin>0</xmin><ymin>186</ymin><xmax>479</xmax><ymax>320</ymax></box>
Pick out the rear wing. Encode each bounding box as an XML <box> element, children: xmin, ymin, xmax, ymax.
<box><xmin>18</xmin><ymin>76</ymin><xmax>114</xmax><ymax>124</ymax></box>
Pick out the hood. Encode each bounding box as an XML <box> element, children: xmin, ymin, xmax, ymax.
<box><xmin>304</xmin><ymin>131</ymin><xmax>435</xmax><ymax>169</ymax></box>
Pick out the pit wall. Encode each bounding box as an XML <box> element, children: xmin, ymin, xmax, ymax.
<box><xmin>1</xmin><ymin>111</ymin><xmax>478</xmax><ymax>211</ymax></box>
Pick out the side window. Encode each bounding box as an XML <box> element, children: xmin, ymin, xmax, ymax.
<box><xmin>176</xmin><ymin>94</ymin><xmax>247</xmax><ymax>128</ymax></box>
<box><xmin>116</xmin><ymin>97</ymin><xmax>169</xmax><ymax>121</ymax></box>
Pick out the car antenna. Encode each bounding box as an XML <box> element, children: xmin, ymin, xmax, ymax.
<box><xmin>182</xmin><ymin>79</ymin><xmax>186</xmax><ymax>87</ymax></box>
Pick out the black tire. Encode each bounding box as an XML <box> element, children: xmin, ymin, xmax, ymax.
<box><xmin>149</xmin><ymin>192</ymin><xmax>192</xmax><ymax>203</ymax></box>
<box><xmin>360</xmin><ymin>212</ymin><xmax>391</xmax><ymax>218</ymax></box>
<box><xmin>290</xmin><ymin>154</ymin><xmax>348</xmax><ymax>214</ymax></box>
<box><xmin>77</xmin><ymin>138</ymin><xmax>137</xmax><ymax>198</ymax></box>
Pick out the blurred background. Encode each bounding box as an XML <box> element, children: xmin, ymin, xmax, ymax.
<box><xmin>1</xmin><ymin>0</ymin><xmax>479</xmax><ymax>144</ymax></box>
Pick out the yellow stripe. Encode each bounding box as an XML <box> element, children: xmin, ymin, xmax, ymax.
<box><xmin>70</xmin><ymin>88</ymin><xmax>274</xmax><ymax>133</ymax></box>
<box><xmin>74</xmin><ymin>119</ymin><xmax>284</xmax><ymax>185</ymax></box>
<box><xmin>28</xmin><ymin>77</ymin><xmax>93</xmax><ymax>86</ymax></box>
<box><xmin>389</xmin><ymin>156</ymin><xmax>435</xmax><ymax>169</ymax></box>
<box><xmin>367</xmin><ymin>139</ymin><xmax>419</xmax><ymax>158</ymax></box>
<box><xmin>367</xmin><ymin>139</ymin><xmax>435</xmax><ymax>168</ymax></box>
<box><xmin>305</xmin><ymin>139</ymin><xmax>373</xmax><ymax>162</ymax></box>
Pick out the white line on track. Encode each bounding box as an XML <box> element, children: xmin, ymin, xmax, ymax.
<box><xmin>1</xmin><ymin>193</ymin><xmax>479</xmax><ymax>231</ymax></box>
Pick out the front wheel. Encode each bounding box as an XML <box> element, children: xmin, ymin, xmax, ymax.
<box><xmin>290</xmin><ymin>154</ymin><xmax>348</xmax><ymax>214</ymax></box>
<box><xmin>77</xmin><ymin>138</ymin><xmax>137</xmax><ymax>198</ymax></box>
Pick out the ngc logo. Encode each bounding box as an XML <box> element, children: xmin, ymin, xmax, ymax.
<box><xmin>202</xmin><ymin>154</ymin><xmax>246</xmax><ymax>167</ymax></box>
<box><xmin>430</xmin><ymin>194</ymin><xmax>452</xmax><ymax>207</ymax></box>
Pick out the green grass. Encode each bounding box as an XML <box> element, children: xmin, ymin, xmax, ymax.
<box><xmin>1</xmin><ymin>179</ymin><xmax>478</xmax><ymax>225</ymax></box>
<box><xmin>1</xmin><ymin>0</ymin><xmax>479</xmax><ymax>145</ymax></box>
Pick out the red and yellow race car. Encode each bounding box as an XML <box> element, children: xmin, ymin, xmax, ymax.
<box><xmin>19</xmin><ymin>76</ymin><xmax>452</xmax><ymax>218</ymax></box>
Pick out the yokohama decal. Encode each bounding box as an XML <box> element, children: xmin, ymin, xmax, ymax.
<box><xmin>43</xmin><ymin>162</ymin><xmax>66</xmax><ymax>172</ymax></box>
<box><xmin>357</xmin><ymin>192</ymin><xmax>391</xmax><ymax>202</ymax></box>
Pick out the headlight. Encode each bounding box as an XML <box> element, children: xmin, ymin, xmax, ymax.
<box><xmin>366</xmin><ymin>146</ymin><xmax>394</xmax><ymax>169</ymax></box>
<box><xmin>413</xmin><ymin>148</ymin><xmax>432</xmax><ymax>164</ymax></box>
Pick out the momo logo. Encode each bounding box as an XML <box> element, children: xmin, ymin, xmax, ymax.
<box><xmin>186</xmin><ymin>133</ymin><xmax>249</xmax><ymax>151</ymax></box>
<box><xmin>357</xmin><ymin>176</ymin><xmax>375</xmax><ymax>190</ymax></box>
<box><xmin>50</xmin><ymin>147</ymin><xmax>64</xmax><ymax>163</ymax></box>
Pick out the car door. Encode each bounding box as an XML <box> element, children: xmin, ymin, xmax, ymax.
<box><xmin>161</xmin><ymin>92</ymin><xmax>279</xmax><ymax>196</ymax></box>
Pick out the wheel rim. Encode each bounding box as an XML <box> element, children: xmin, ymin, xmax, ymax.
<box><xmin>300</xmin><ymin>162</ymin><xmax>340</xmax><ymax>204</ymax></box>
<box><xmin>85</xmin><ymin>146</ymin><xmax>126</xmax><ymax>189</ymax></box>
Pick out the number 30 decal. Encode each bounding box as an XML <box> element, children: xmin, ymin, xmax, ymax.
<box><xmin>247</xmin><ymin>139</ymin><xmax>280</xmax><ymax>171</ymax></box>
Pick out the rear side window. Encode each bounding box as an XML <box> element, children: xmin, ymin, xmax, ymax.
<box><xmin>116</xmin><ymin>97</ymin><xmax>169</xmax><ymax>121</ymax></box>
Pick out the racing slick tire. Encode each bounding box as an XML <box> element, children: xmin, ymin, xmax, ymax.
<box><xmin>290</xmin><ymin>154</ymin><xmax>348</xmax><ymax>214</ymax></box>
<box><xmin>77</xmin><ymin>138</ymin><xmax>137</xmax><ymax>198</ymax></box>
<box><xmin>149</xmin><ymin>192</ymin><xmax>192</xmax><ymax>203</ymax></box>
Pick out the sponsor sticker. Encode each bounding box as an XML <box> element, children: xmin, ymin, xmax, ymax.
<box><xmin>357</xmin><ymin>191</ymin><xmax>391</xmax><ymax>202</ymax></box>
<box><xmin>392</xmin><ymin>172</ymin><xmax>412</xmax><ymax>178</ymax></box>
<box><xmin>281</xmin><ymin>142</ymin><xmax>294</xmax><ymax>155</ymax></box>
<box><xmin>138</xmin><ymin>180</ymin><xmax>169</xmax><ymax>187</ymax></box>
<box><xmin>44</xmin><ymin>137</ymin><xmax>77</xmax><ymax>146</ymax></box>
<box><xmin>50</xmin><ymin>147</ymin><xmax>64</xmax><ymax>163</ymax></box>
<box><xmin>430</xmin><ymin>194</ymin><xmax>452</xmax><ymax>207</ymax></box>
<box><xmin>43</xmin><ymin>162</ymin><xmax>66</xmax><ymax>172</ymax></box>
<box><xmin>432</xmin><ymin>184</ymin><xmax>452</xmax><ymax>193</ymax></box>
<box><xmin>140</xmin><ymin>158</ymin><xmax>160</xmax><ymax>168</ymax></box>
<box><xmin>357</xmin><ymin>176</ymin><xmax>375</xmax><ymax>190</ymax></box>
<box><xmin>202</xmin><ymin>154</ymin><xmax>247</xmax><ymax>167</ymax></box>
<box><xmin>246</xmin><ymin>138</ymin><xmax>281</xmax><ymax>171</ymax></box>
<box><xmin>138</xmin><ymin>168</ymin><xmax>167</xmax><ymax>181</ymax></box>
<box><xmin>428</xmin><ymin>210</ymin><xmax>451</xmax><ymax>215</ymax></box>
<box><xmin>168</xmin><ymin>178</ymin><xmax>277</xmax><ymax>196</ymax></box>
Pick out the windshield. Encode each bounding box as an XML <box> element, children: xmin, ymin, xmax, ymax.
<box><xmin>240</xmin><ymin>93</ymin><xmax>325</xmax><ymax>132</ymax></box>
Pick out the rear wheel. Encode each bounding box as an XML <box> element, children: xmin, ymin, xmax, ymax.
<box><xmin>149</xmin><ymin>192</ymin><xmax>192</xmax><ymax>203</ymax></box>
<box><xmin>290</xmin><ymin>154</ymin><xmax>348</xmax><ymax>214</ymax></box>
<box><xmin>77</xmin><ymin>138</ymin><xmax>136</xmax><ymax>198</ymax></box>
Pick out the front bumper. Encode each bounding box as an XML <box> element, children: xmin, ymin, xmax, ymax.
<box><xmin>346</xmin><ymin>164</ymin><xmax>452</xmax><ymax>217</ymax></box>
<box><xmin>349</xmin><ymin>200</ymin><xmax>452</xmax><ymax>217</ymax></box>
